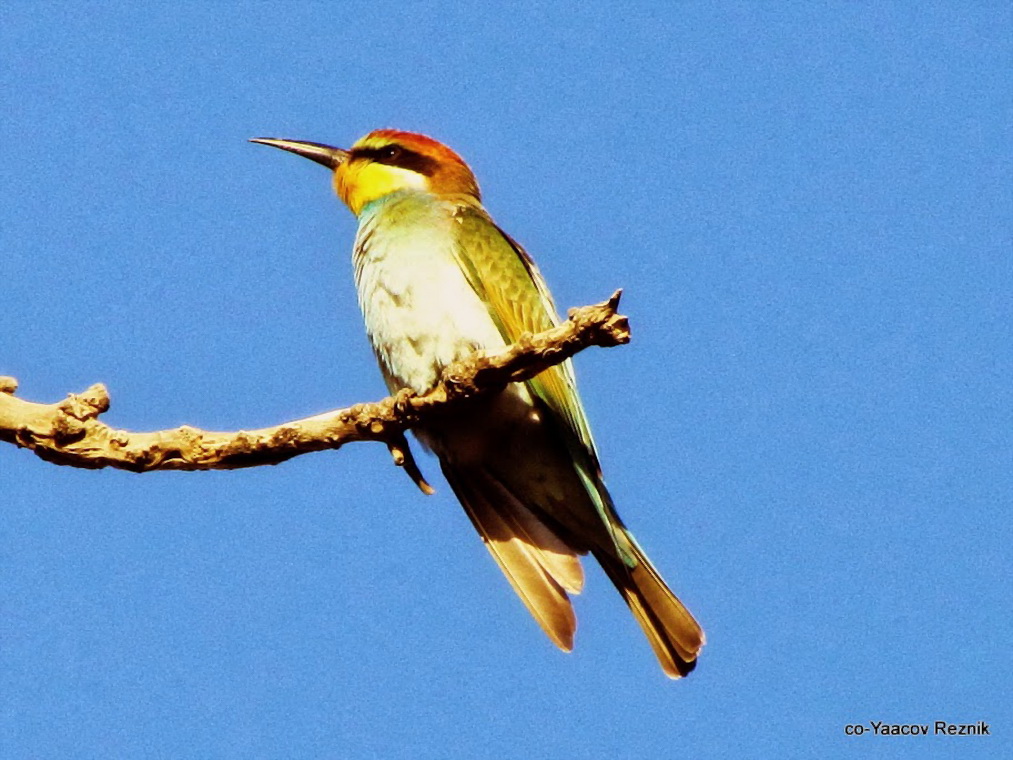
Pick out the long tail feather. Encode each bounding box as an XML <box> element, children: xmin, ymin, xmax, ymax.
<box><xmin>442</xmin><ymin>465</ymin><xmax>583</xmax><ymax>650</ymax></box>
<box><xmin>595</xmin><ymin>531</ymin><xmax>705</xmax><ymax>679</ymax></box>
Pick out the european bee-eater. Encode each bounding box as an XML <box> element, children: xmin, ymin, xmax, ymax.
<box><xmin>252</xmin><ymin>130</ymin><xmax>704</xmax><ymax>677</ymax></box>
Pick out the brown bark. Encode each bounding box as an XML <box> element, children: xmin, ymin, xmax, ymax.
<box><xmin>1</xmin><ymin>292</ymin><xmax>629</xmax><ymax>492</ymax></box>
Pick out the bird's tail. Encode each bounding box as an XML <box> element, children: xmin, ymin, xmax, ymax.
<box><xmin>439</xmin><ymin>446</ymin><xmax>704</xmax><ymax>678</ymax></box>
<box><xmin>594</xmin><ymin>527</ymin><xmax>705</xmax><ymax>679</ymax></box>
<box><xmin>441</xmin><ymin>464</ymin><xmax>584</xmax><ymax>652</ymax></box>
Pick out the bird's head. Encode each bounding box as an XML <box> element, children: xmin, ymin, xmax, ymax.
<box><xmin>251</xmin><ymin>129</ymin><xmax>480</xmax><ymax>215</ymax></box>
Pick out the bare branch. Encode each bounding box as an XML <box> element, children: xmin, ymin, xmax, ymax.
<box><xmin>1</xmin><ymin>292</ymin><xmax>630</xmax><ymax>478</ymax></box>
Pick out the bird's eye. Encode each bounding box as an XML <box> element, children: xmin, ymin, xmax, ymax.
<box><xmin>379</xmin><ymin>145</ymin><xmax>402</xmax><ymax>161</ymax></box>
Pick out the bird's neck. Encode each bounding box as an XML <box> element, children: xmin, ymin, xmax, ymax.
<box><xmin>357</xmin><ymin>188</ymin><xmax>435</xmax><ymax>219</ymax></box>
<box><xmin>356</xmin><ymin>188</ymin><xmax>485</xmax><ymax>221</ymax></box>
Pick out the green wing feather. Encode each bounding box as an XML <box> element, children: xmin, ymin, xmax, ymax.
<box><xmin>447</xmin><ymin>201</ymin><xmax>637</xmax><ymax>560</ymax></box>
<box><xmin>449</xmin><ymin>202</ymin><xmax>603</xmax><ymax>474</ymax></box>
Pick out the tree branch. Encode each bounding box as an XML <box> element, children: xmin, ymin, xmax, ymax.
<box><xmin>1</xmin><ymin>291</ymin><xmax>630</xmax><ymax>487</ymax></box>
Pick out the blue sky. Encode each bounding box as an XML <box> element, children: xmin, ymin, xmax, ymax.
<box><xmin>2</xmin><ymin>3</ymin><xmax>1009</xmax><ymax>758</ymax></box>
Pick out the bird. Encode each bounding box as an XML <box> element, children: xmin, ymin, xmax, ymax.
<box><xmin>251</xmin><ymin>129</ymin><xmax>704</xmax><ymax>677</ymax></box>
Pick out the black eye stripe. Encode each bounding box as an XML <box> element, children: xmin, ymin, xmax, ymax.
<box><xmin>351</xmin><ymin>145</ymin><xmax>439</xmax><ymax>176</ymax></box>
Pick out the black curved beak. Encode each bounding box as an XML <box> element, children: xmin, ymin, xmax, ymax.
<box><xmin>250</xmin><ymin>138</ymin><xmax>349</xmax><ymax>169</ymax></box>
